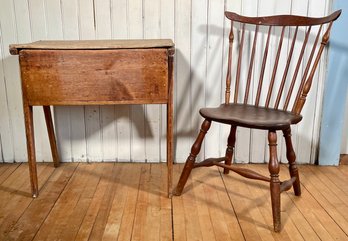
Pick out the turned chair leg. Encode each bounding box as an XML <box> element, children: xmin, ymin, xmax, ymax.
<box><xmin>224</xmin><ymin>125</ymin><xmax>236</xmax><ymax>174</ymax></box>
<box><xmin>283</xmin><ymin>127</ymin><xmax>301</xmax><ymax>196</ymax></box>
<box><xmin>174</xmin><ymin>119</ymin><xmax>211</xmax><ymax>196</ymax></box>
<box><xmin>268</xmin><ymin>130</ymin><xmax>281</xmax><ymax>232</ymax></box>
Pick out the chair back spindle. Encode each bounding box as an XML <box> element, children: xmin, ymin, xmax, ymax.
<box><xmin>224</xmin><ymin>10</ymin><xmax>341</xmax><ymax>114</ymax></box>
<box><xmin>244</xmin><ymin>25</ymin><xmax>259</xmax><ymax>104</ymax></box>
<box><xmin>255</xmin><ymin>26</ymin><xmax>272</xmax><ymax>107</ymax></box>
<box><xmin>234</xmin><ymin>23</ymin><xmax>246</xmax><ymax>103</ymax></box>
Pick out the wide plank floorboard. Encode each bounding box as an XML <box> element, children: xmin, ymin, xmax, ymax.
<box><xmin>0</xmin><ymin>163</ymin><xmax>348</xmax><ymax>241</ymax></box>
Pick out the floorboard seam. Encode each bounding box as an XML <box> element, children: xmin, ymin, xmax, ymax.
<box><xmin>31</xmin><ymin>163</ymin><xmax>80</xmax><ymax>241</ymax></box>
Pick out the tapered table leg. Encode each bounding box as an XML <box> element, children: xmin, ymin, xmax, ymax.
<box><xmin>43</xmin><ymin>106</ymin><xmax>60</xmax><ymax>168</ymax></box>
<box><xmin>24</xmin><ymin>104</ymin><xmax>38</xmax><ymax>198</ymax></box>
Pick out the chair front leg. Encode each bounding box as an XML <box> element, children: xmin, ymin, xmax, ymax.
<box><xmin>268</xmin><ymin>130</ymin><xmax>281</xmax><ymax>232</ymax></box>
<box><xmin>174</xmin><ymin>119</ymin><xmax>211</xmax><ymax>196</ymax></box>
<box><xmin>224</xmin><ymin>125</ymin><xmax>237</xmax><ymax>174</ymax></box>
<box><xmin>283</xmin><ymin>127</ymin><xmax>301</xmax><ymax>196</ymax></box>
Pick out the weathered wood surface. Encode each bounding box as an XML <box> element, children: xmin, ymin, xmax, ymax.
<box><xmin>10</xmin><ymin>39</ymin><xmax>174</xmax><ymax>55</ymax></box>
<box><xmin>0</xmin><ymin>0</ymin><xmax>335</xmax><ymax>165</ymax></box>
<box><xmin>19</xmin><ymin>49</ymin><xmax>169</xmax><ymax>106</ymax></box>
<box><xmin>1</xmin><ymin>163</ymin><xmax>348</xmax><ymax>240</ymax></box>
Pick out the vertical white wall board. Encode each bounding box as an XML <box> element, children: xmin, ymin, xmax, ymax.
<box><xmin>233</xmin><ymin>0</ymin><xmax>258</xmax><ymax>163</ymax></box>
<box><xmin>128</xmin><ymin>0</ymin><xmax>145</xmax><ymax>163</ymax></box>
<box><xmin>0</xmin><ymin>0</ymin><xmax>26</xmax><ymax>162</ymax></box>
<box><xmin>127</xmin><ymin>0</ymin><xmax>146</xmax><ymax>162</ymax></box>
<box><xmin>280</xmin><ymin>0</ymin><xmax>310</xmax><ymax>165</ymax></box>
<box><xmin>0</xmin><ymin>25</ymin><xmax>14</xmax><ymax>162</ymax></box>
<box><xmin>297</xmin><ymin>0</ymin><xmax>327</xmax><ymax>164</ymax></box>
<box><xmin>78</xmin><ymin>0</ymin><xmax>95</xmax><ymax>40</ymax></box>
<box><xmin>104</xmin><ymin>0</ymin><xmax>129</xmax><ymax>161</ymax></box>
<box><xmin>28</xmin><ymin>0</ymin><xmax>53</xmax><ymax>162</ymax></box>
<box><xmin>309</xmin><ymin>0</ymin><xmax>330</xmax><ymax>163</ymax></box>
<box><xmin>0</xmin><ymin>0</ymin><xmax>331</xmax><ymax>164</ymax></box>
<box><xmin>77</xmin><ymin>0</ymin><xmax>95</xmax><ymax>162</ymax></box>
<box><xmin>160</xmin><ymin>0</ymin><xmax>174</xmax><ymax>162</ymax></box>
<box><xmin>247</xmin><ymin>0</ymin><xmax>267</xmax><ymax>164</ymax></box>
<box><xmin>110</xmin><ymin>2</ymin><xmax>128</xmax><ymax>52</ymax></box>
<box><xmin>272</xmin><ymin>0</ymin><xmax>292</xmax><ymax>164</ymax></box>
<box><xmin>174</xmin><ymin>0</ymin><xmax>192</xmax><ymax>162</ymax></box>
<box><xmin>94</xmin><ymin>0</ymin><xmax>115</xmax><ymax>162</ymax></box>
<box><xmin>45</xmin><ymin>0</ymin><xmax>71</xmax><ymax>162</ymax></box>
<box><xmin>45</xmin><ymin>0</ymin><xmax>63</xmax><ymax>40</ymax></box>
<box><xmin>144</xmin><ymin>0</ymin><xmax>161</xmax><ymax>163</ymax></box>
<box><xmin>204</xmin><ymin>0</ymin><xmax>225</xmax><ymax>159</ymax></box>
<box><xmin>190</xmin><ymin>0</ymin><xmax>208</xmax><ymax>162</ymax></box>
<box><xmin>61</xmin><ymin>0</ymin><xmax>87</xmax><ymax>162</ymax></box>
<box><xmin>13</xmin><ymin>0</ymin><xmax>32</xmax><ymax>43</ymax></box>
<box><xmin>249</xmin><ymin>11</ymin><xmax>268</xmax><ymax>164</ymax></box>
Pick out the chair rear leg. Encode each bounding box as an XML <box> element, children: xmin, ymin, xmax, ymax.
<box><xmin>268</xmin><ymin>130</ymin><xmax>281</xmax><ymax>232</ymax></box>
<box><xmin>174</xmin><ymin>119</ymin><xmax>211</xmax><ymax>196</ymax></box>
<box><xmin>224</xmin><ymin>125</ymin><xmax>237</xmax><ymax>174</ymax></box>
<box><xmin>283</xmin><ymin>127</ymin><xmax>301</xmax><ymax>196</ymax></box>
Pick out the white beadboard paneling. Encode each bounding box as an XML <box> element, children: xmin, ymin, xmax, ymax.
<box><xmin>0</xmin><ymin>0</ymin><xmax>333</xmax><ymax>165</ymax></box>
<box><xmin>280</xmin><ymin>0</ymin><xmax>310</xmax><ymax>165</ymax></box>
<box><xmin>13</xmin><ymin>0</ymin><xmax>32</xmax><ymax>43</ymax></box>
<box><xmin>101</xmin><ymin>0</ymin><xmax>120</xmax><ymax>161</ymax></box>
<box><xmin>234</xmin><ymin>0</ymin><xmax>258</xmax><ymax>164</ymax></box>
<box><xmin>45</xmin><ymin>0</ymin><xmax>71</xmax><ymax>162</ymax></box>
<box><xmin>0</xmin><ymin>26</ymin><xmax>14</xmax><ymax>162</ymax></box>
<box><xmin>144</xmin><ymin>0</ymin><xmax>161</xmax><ymax>163</ymax></box>
<box><xmin>45</xmin><ymin>0</ymin><xmax>63</xmax><ymax>40</ymax></box>
<box><xmin>116</xmin><ymin>106</ymin><xmax>131</xmax><ymax>162</ymax></box>
<box><xmin>78</xmin><ymin>0</ymin><xmax>95</xmax><ymax>40</ymax></box>
<box><xmin>296</xmin><ymin>0</ymin><xmax>327</xmax><ymax>164</ymax></box>
<box><xmin>0</xmin><ymin>0</ymin><xmax>25</xmax><ymax>162</ymax></box>
<box><xmin>127</xmin><ymin>0</ymin><xmax>146</xmax><ymax>162</ymax></box>
<box><xmin>85</xmin><ymin>0</ymin><xmax>111</xmax><ymax>162</ymax></box>
<box><xmin>174</xmin><ymin>0</ymin><xmax>192</xmax><ymax>162</ymax></box>
<box><xmin>190</xmin><ymin>0</ymin><xmax>208</xmax><ymax>162</ymax></box>
<box><xmin>205</xmin><ymin>0</ymin><xmax>225</xmax><ymax>159</ymax></box>
<box><xmin>160</xmin><ymin>0</ymin><xmax>175</xmax><ymax>162</ymax></box>
<box><xmin>246</xmin><ymin>0</ymin><xmax>267</xmax><ymax>164</ymax></box>
<box><xmin>29</xmin><ymin>0</ymin><xmax>52</xmax><ymax>162</ymax></box>
<box><xmin>62</xmin><ymin>0</ymin><xmax>87</xmax><ymax>162</ymax></box>
<box><xmin>309</xmin><ymin>0</ymin><xmax>330</xmax><ymax>163</ymax></box>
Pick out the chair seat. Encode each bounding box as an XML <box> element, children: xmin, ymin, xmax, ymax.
<box><xmin>199</xmin><ymin>103</ymin><xmax>302</xmax><ymax>130</ymax></box>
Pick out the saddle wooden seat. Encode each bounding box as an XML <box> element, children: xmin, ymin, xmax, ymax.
<box><xmin>174</xmin><ymin>10</ymin><xmax>341</xmax><ymax>232</ymax></box>
<box><xmin>200</xmin><ymin>104</ymin><xmax>302</xmax><ymax>130</ymax></box>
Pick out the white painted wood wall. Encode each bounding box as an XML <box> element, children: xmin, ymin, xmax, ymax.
<box><xmin>0</xmin><ymin>0</ymin><xmax>333</xmax><ymax>164</ymax></box>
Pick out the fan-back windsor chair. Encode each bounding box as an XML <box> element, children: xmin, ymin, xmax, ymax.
<box><xmin>174</xmin><ymin>10</ymin><xmax>341</xmax><ymax>232</ymax></box>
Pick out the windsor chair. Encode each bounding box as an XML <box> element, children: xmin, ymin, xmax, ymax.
<box><xmin>174</xmin><ymin>10</ymin><xmax>341</xmax><ymax>232</ymax></box>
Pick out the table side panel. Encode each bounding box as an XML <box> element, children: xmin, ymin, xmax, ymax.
<box><xmin>19</xmin><ymin>48</ymin><xmax>169</xmax><ymax>105</ymax></box>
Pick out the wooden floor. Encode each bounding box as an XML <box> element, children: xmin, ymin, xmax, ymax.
<box><xmin>0</xmin><ymin>163</ymin><xmax>348</xmax><ymax>241</ymax></box>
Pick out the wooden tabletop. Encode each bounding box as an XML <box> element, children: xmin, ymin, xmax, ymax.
<box><xmin>9</xmin><ymin>39</ymin><xmax>174</xmax><ymax>55</ymax></box>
